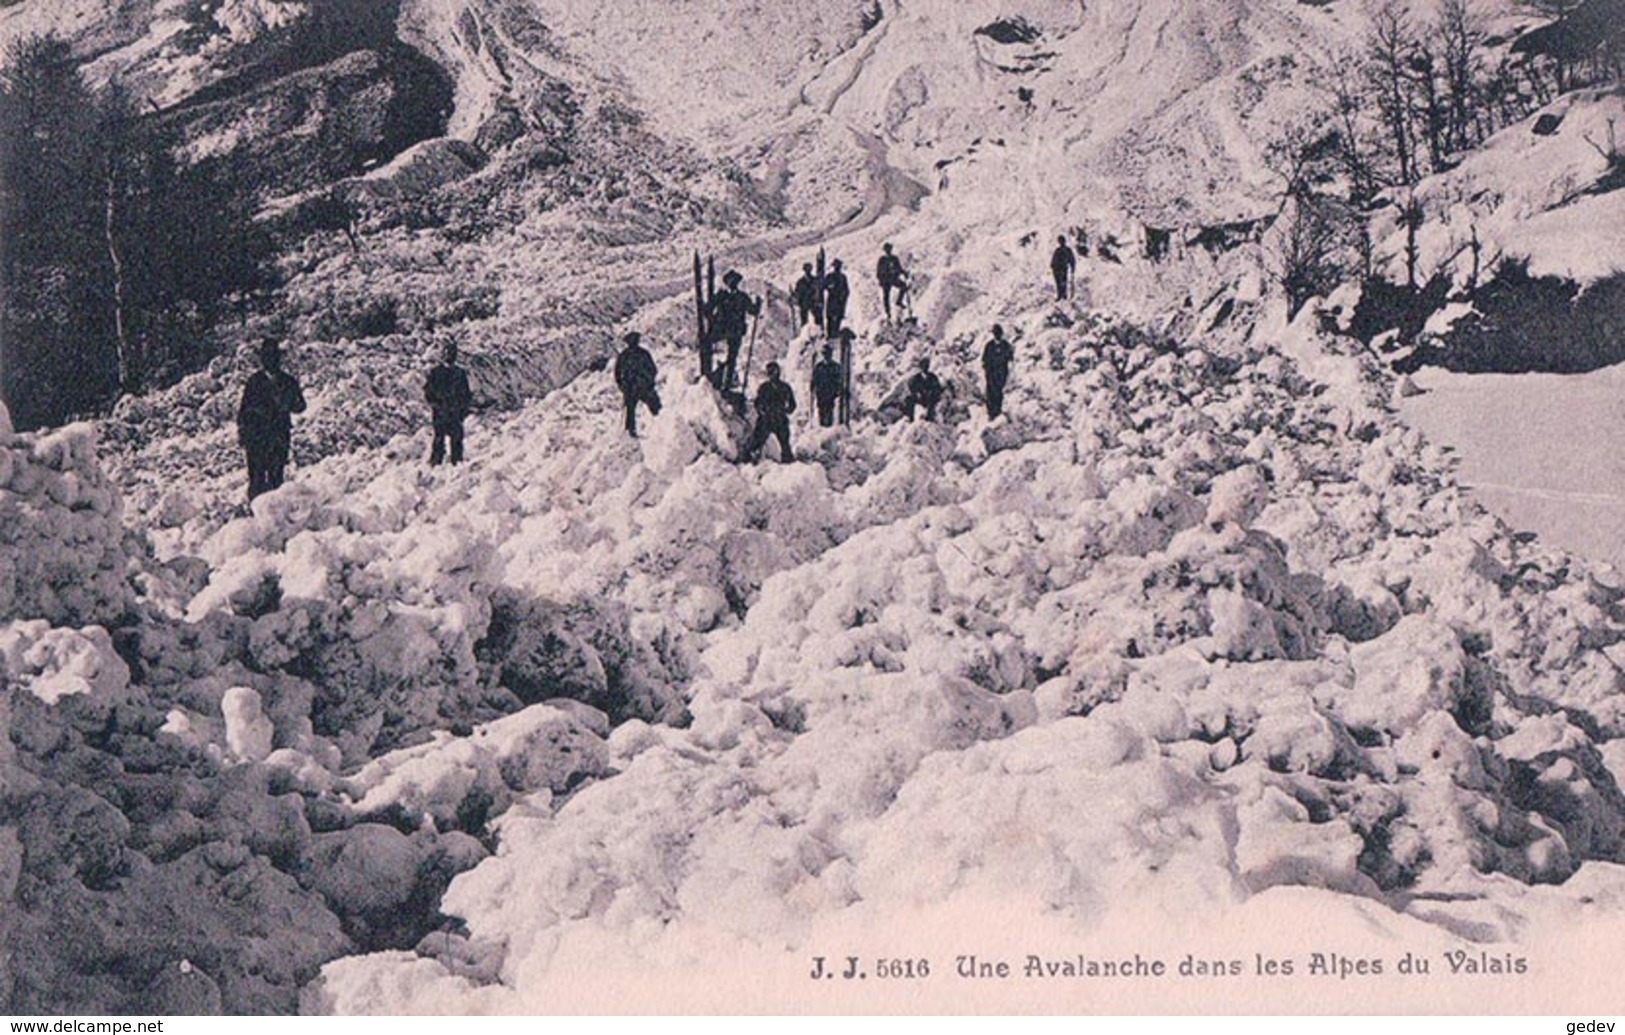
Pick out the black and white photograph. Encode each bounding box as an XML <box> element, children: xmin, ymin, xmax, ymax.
<box><xmin>2</xmin><ymin>0</ymin><xmax>1624</xmax><ymax>1017</ymax></box>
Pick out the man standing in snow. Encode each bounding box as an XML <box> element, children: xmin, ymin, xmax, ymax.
<box><xmin>876</xmin><ymin>243</ymin><xmax>908</xmax><ymax>322</ymax></box>
<box><xmin>1050</xmin><ymin>234</ymin><xmax>1077</xmax><ymax>300</ymax></box>
<box><xmin>982</xmin><ymin>324</ymin><xmax>1015</xmax><ymax>419</ymax></box>
<box><xmin>614</xmin><ymin>331</ymin><xmax>662</xmax><ymax>438</ymax></box>
<box><xmin>905</xmin><ymin>356</ymin><xmax>944</xmax><ymax>422</ymax></box>
<box><xmin>237</xmin><ymin>338</ymin><xmax>307</xmax><ymax>501</ymax></box>
<box><xmin>811</xmin><ymin>340</ymin><xmax>844</xmax><ymax>428</ymax></box>
<box><xmin>707</xmin><ymin>270</ymin><xmax>761</xmax><ymax>391</ymax></box>
<box><xmin>793</xmin><ymin>262</ymin><xmax>823</xmax><ymax>330</ymax></box>
<box><xmin>823</xmin><ymin>259</ymin><xmax>851</xmax><ymax>339</ymax></box>
<box><xmin>424</xmin><ymin>341</ymin><xmax>473</xmax><ymax>465</ymax></box>
<box><xmin>743</xmin><ymin>361</ymin><xmax>797</xmax><ymax>464</ymax></box>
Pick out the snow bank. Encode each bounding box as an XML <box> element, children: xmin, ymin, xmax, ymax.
<box><xmin>1376</xmin><ymin>92</ymin><xmax>1625</xmax><ymax>287</ymax></box>
<box><xmin>309</xmin><ymin>303</ymin><xmax>1625</xmax><ymax>1011</ymax></box>
<box><xmin>0</xmin><ymin>422</ymin><xmax>135</xmax><ymax>627</ymax></box>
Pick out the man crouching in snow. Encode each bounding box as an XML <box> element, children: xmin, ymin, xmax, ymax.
<box><xmin>742</xmin><ymin>361</ymin><xmax>797</xmax><ymax>464</ymax></box>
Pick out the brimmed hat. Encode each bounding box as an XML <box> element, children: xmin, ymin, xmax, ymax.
<box><xmin>723</xmin><ymin>270</ymin><xmax>743</xmax><ymax>285</ymax></box>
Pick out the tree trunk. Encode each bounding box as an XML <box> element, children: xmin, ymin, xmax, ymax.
<box><xmin>104</xmin><ymin>163</ymin><xmax>136</xmax><ymax>392</ymax></box>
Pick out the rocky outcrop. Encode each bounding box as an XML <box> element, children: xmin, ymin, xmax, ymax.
<box><xmin>161</xmin><ymin>45</ymin><xmax>453</xmax><ymax>207</ymax></box>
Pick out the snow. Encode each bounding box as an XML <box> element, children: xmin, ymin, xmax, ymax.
<box><xmin>0</xmin><ymin>621</ymin><xmax>130</xmax><ymax>706</ymax></box>
<box><xmin>1399</xmin><ymin>363</ymin><xmax>1625</xmax><ymax>572</ymax></box>
<box><xmin>222</xmin><ymin>686</ymin><xmax>276</xmax><ymax>763</ymax></box>
<box><xmin>1374</xmin><ymin>91</ymin><xmax>1625</xmax><ymax>289</ymax></box>
<box><xmin>8</xmin><ymin>0</ymin><xmax>1625</xmax><ymax>1016</ymax></box>
<box><xmin>282</xmin><ymin>308</ymin><xmax>1625</xmax><ymax>1009</ymax></box>
<box><xmin>0</xmin><ymin>422</ymin><xmax>136</xmax><ymax>628</ymax></box>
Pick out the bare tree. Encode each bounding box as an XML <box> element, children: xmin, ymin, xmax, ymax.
<box><xmin>1269</xmin><ymin>193</ymin><xmax>1360</xmax><ymax>317</ymax></box>
<box><xmin>100</xmin><ymin>82</ymin><xmax>141</xmax><ymax>391</ymax></box>
<box><xmin>1437</xmin><ymin>0</ymin><xmax>1485</xmax><ymax>154</ymax></box>
<box><xmin>1263</xmin><ymin>120</ymin><xmax>1362</xmax><ymax>316</ymax></box>
<box><xmin>1367</xmin><ymin>0</ymin><xmax>1421</xmax><ymax>185</ymax></box>
<box><xmin>1330</xmin><ymin>57</ymin><xmax>1380</xmax><ymax>203</ymax></box>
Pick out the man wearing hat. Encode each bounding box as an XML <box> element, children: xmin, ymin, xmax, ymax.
<box><xmin>706</xmin><ymin>269</ymin><xmax>761</xmax><ymax>390</ymax></box>
<box><xmin>614</xmin><ymin>330</ymin><xmax>661</xmax><ymax>437</ymax></box>
<box><xmin>823</xmin><ymin>259</ymin><xmax>850</xmax><ymax>339</ymax></box>
<box><xmin>236</xmin><ymin>338</ymin><xmax>307</xmax><ymax>501</ymax></box>
<box><xmin>424</xmin><ymin>340</ymin><xmax>473</xmax><ymax>464</ymax></box>
<box><xmin>743</xmin><ymin>361</ymin><xmax>797</xmax><ymax>464</ymax></box>
<box><xmin>811</xmin><ymin>337</ymin><xmax>845</xmax><ymax>428</ymax></box>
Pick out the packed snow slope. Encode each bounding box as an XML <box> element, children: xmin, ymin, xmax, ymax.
<box><xmin>10</xmin><ymin>0</ymin><xmax>1625</xmax><ymax>1017</ymax></box>
<box><xmin>1400</xmin><ymin>364</ymin><xmax>1625</xmax><ymax>572</ymax></box>
<box><xmin>299</xmin><ymin>296</ymin><xmax>1625</xmax><ymax>1011</ymax></box>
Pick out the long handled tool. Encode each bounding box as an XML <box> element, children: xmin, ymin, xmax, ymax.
<box><xmin>693</xmin><ymin>251</ymin><xmax>707</xmax><ymax>380</ymax></box>
<box><xmin>741</xmin><ymin>299</ymin><xmax>760</xmax><ymax>397</ymax></box>
<box><xmin>816</xmin><ymin>246</ymin><xmax>827</xmax><ymax>334</ymax></box>
<box><xmin>839</xmin><ymin>329</ymin><xmax>852</xmax><ymax>426</ymax></box>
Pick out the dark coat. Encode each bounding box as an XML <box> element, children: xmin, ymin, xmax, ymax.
<box><xmin>794</xmin><ymin>273</ymin><xmax>822</xmax><ymax>307</ymax></box>
<box><xmin>709</xmin><ymin>288</ymin><xmax>760</xmax><ymax>339</ymax></box>
<box><xmin>877</xmin><ymin>253</ymin><xmax>905</xmax><ymax>286</ymax></box>
<box><xmin>238</xmin><ymin>369</ymin><xmax>306</xmax><ymax>449</ymax></box>
<box><xmin>908</xmin><ymin>370</ymin><xmax>944</xmax><ymax>408</ymax></box>
<box><xmin>982</xmin><ymin>337</ymin><xmax>1014</xmax><ymax>381</ymax></box>
<box><xmin>1051</xmin><ymin>243</ymin><xmax>1076</xmax><ymax>273</ymax></box>
<box><xmin>824</xmin><ymin>271</ymin><xmax>850</xmax><ymax>307</ymax></box>
<box><xmin>812</xmin><ymin>358</ymin><xmax>843</xmax><ymax>402</ymax></box>
<box><xmin>614</xmin><ymin>344</ymin><xmax>658</xmax><ymax>395</ymax></box>
<box><xmin>755</xmin><ymin>379</ymin><xmax>797</xmax><ymax>422</ymax></box>
<box><xmin>425</xmin><ymin>362</ymin><xmax>472</xmax><ymax>419</ymax></box>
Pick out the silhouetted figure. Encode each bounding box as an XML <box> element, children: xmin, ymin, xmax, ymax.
<box><xmin>877</xmin><ymin>243</ymin><xmax>908</xmax><ymax>322</ymax></box>
<box><xmin>424</xmin><ymin>341</ymin><xmax>473</xmax><ymax>465</ymax></box>
<box><xmin>707</xmin><ymin>270</ymin><xmax>761</xmax><ymax>390</ymax></box>
<box><xmin>1051</xmin><ymin>235</ymin><xmax>1077</xmax><ymax>300</ymax></box>
<box><xmin>823</xmin><ymin>259</ymin><xmax>850</xmax><ymax>338</ymax></box>
<box><xmin>905</xmin><ymin>357</ymin><xmax>944</xmax><ymax>422</ymax></box>
<box><xmin>743</xmin><ymin>361</ymin><xmax>797</xmax><ymax>463</ymax></box>
<box><xmin>237</xmin><ymin>339</ymin><xmax>306</xmax><ymax>501</ymax></box>
<box><xmin>793</xmin><ymin>263</ymin><xmax>823</xmax><ymax>329</ymax></box>
<box><xmin>614</xmin><ymin>331</ymin><xmax>661</xmax><ymax>437</ymax></box>
<box><xmin>982</xmin><ymin>323</ymin><xmax>1014</xmax><ymax>419</ymax></box>
<box><xmin>811</xmin><ymin>341</ymin><xmax>844</xmax><ymax>428</ymax></box>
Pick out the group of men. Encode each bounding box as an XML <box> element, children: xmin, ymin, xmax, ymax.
<box><xmin>236</xmin><ymin>237</ymin><xmax>1055</xmax><ymax>499</ymax></box>
<box><xmin>611</xmin><ymin>319</ymin><xmax>1017</xmax><ymax>465</ymax></box>
<box><xmin>895</xmin><ymin>323</ymin><xmax>1013</xmax><ymax>423</ymax></box>
<box><xmin>234</xmin><ymin>336</ymin><xmax>471</xmax><ymax>503</ymax></box>
<box><xmin>792</xmin><ymin>242</ymin><xmax>915</xmax><ymax>338</ymax></box>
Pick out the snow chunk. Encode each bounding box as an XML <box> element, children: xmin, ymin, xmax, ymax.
<box><xmin>0</xmin><ymin>621</ymin><xmax>130</xmax><ymax>705</ymax></box>
<box><xmin>221</xmin><ymin>686</ymin><xmax>275</xmax><ymax>763</ymax></box>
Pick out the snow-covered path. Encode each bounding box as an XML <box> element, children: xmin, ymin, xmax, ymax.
<box><xmin>1399</xmin><ymin>364</ymin><xmax>1625</xmax><ymax>574</ymax></box>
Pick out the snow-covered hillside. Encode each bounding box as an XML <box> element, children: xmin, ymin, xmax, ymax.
<box><xmin>7</xmin><ymin>0</ymin><xmax>1625</xmax><ymax>1017</ymax></box>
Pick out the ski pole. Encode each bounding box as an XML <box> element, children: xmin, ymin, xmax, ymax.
<box><xmin>742</xmin><ymin>302</ymin><xmax>760</xmax><ymax>394</ymax></box>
